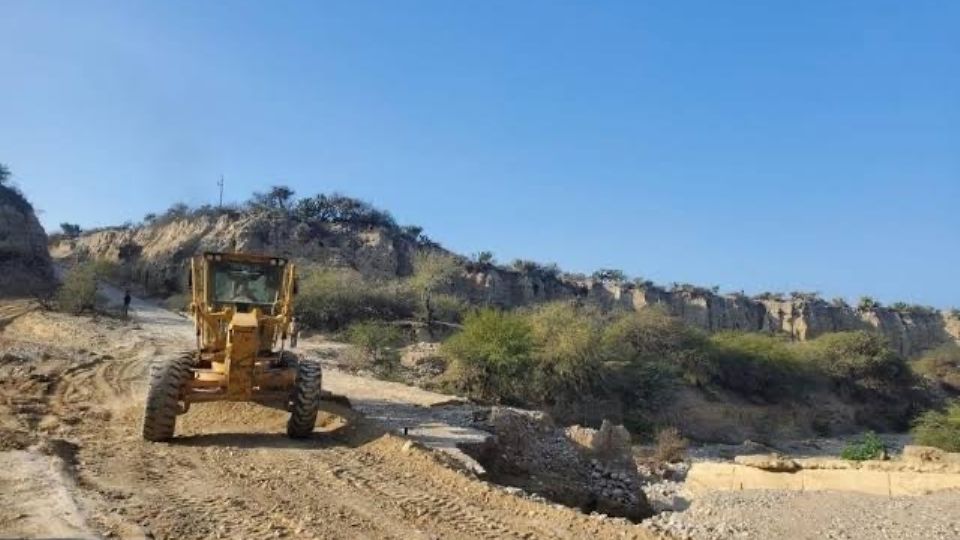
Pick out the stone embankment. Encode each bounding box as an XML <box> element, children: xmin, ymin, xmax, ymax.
<box><xmin>686</xmin><ymin>446</ymin><xmax>960</xmax><ymax>497</ymax></box>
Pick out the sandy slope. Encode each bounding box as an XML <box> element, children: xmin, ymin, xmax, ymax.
<box><xmin>0</xmin><ymin>296</ymin><xmax>653</xmax><ymax>539</ymax></box>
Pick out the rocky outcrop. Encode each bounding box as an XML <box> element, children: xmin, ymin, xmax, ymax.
<box><xmin>52</xmin><ymin>209</ymin><xmax>958</xmax><ymax>356</ymax></box>
<box><xmin>0</xmin><ymin>186</ymin><xmax>54</xmax><ymax>297</ymax></box>
<box><xmin>50</xmin><ymin>212</ymin><xmax>421</xmax><ymax>295</ymax></box>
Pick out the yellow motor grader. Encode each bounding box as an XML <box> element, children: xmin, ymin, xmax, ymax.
<box><xmin>141</xmin><ymin>252</ymin><xmax>321</xmax><ymax>441</ymax></box>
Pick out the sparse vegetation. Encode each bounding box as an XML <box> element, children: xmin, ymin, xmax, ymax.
<box><xmin>840</xmin><ymin>431</ymin><xmax>887</xmax><ymax>461</ymax></box>
<box><xmin>55</xmin><ymin>262</ymin><xmax>104</xmax><ymax>314</ymax></box>
<box><xmin>800</xmin><ymin>331</ymin><xmax>907</xmax><ymax>390</ymax></box>
<box><xmin>911</xmin><ymin>402</ymin><xmax>960</xmax><ymax>452</ymax></box>
<box><xmin>0</xmin><ymin>164</ymin><xmax>33</xmax><ymax>214</ymax></box>
<box><xmin>709</xmin><ymin>331</ymin><xmax>808</xmax><ymax>402</ymax></box>
<box><xmin>831</xmin><ymin>297</ymin><xmax>850</xmax><ymax>308</ymax></box>
<box><xmin>653</xmin><ymin>427</ymin><xmax>688</xmax><ymax>463</ymax></box>
<box><xmin>592</xmin><ymin>268</ymin><xmax>627</xmax><ymax>283</ymax></box>
<box><xmin>858</xmin><ymin>296</ymin><xmax>880</xmax><ymax>312</ymax></box>
<box><xmin>346</xmin><ymin>321</ymin><xmax>405</xmax><ymax>372</ymax></box>
<box><xmin>410</xmin><ymin>251</ymin><xmax>463</xmax><ymax>324</ymax></box>
<box><xmin>294</xmin><ymin>268</ymin><xmax>415</xmax><ymax>330</ymax></box>
<box><xmin>60</xmin><ymin>222</ymin><xmax>82</xmax><ymax>238</ymax></box>
<box><xmin>912</xmin><ymin>344</ymin><xmax>960</xmax><ymax>393</ymax></box>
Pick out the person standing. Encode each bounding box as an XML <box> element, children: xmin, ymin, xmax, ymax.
<box><xmin>123</xmin><ymin>289</ymin><xmax>132</xmax><ymax>319</ymax></box>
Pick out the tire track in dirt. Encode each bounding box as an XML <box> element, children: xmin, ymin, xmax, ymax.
<box><xmin>1</xmin><ymin>300</ymin><xmax>654</xmax><ymax>540</ymax></box>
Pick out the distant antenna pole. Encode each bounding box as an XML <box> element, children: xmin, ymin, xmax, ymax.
<box><xmin>217</xmin><ymin>175</ymin><xmax>224</xmax><ymax>208</ymax></box>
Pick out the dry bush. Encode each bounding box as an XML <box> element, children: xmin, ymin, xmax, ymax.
<box><xmin>653</xmin><ymin>427</ymin><xmax>688</xmax><ymax>463</ymax></box>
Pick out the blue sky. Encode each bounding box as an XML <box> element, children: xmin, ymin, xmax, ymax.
<box><xmin>2</xmin><ymin>1</ymin><xmax>958</xmax><ymax>306</ymax></box>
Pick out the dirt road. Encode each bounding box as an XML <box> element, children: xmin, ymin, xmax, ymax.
<box><xmin>0</xmin><ymin>297</ymin><xmax>653</xmax><ymax>539</ymax></box>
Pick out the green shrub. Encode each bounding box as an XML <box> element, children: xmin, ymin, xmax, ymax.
<box><xmin>526</xmin><ymin>302</ymin><xmax>604</xmax><ymax>399</ymax></box>
<box><xmin>346</xmin><ymin>321</ymin><xmax>405</xmax><ymax>372</ymax></box>
<box><xmin>601</xmin><ymin>307</ymin><xmax>707</xmax><ymax>367</ymax></box>
<box><xmin>442</xmin><ymin>308</ymin><xmax>535</xmax><ymax>403</ymax></box>
<box><xmin>294</xmin><ymin>268</ymin><xmax>415</xmax><ymax>330</ymax></box>
<box><xmin>912</xmin><ymin>344</ymin><xmax>960</xmax><ymax>393</ymax></box>
<box><xmin>911</xmin><ymin>402</ymin><xmax>960</xmax><ymax>452</ymax></box>
<box><xmin>840</xmin><ymin>431</ymin><xmax>887</xmax><ymax>460</ymax></box>
<box><xmin>55</xmin><ymin>262</ymin><xmax>103</xmax><ymax>314</ymax></box>
<box><xmin>709</xmin><ymin>331</ymin><xmax>807</xmax><ymax>401</ymax></box>
<box><xmin>799</xmin><ymin>331</ymin><xmax>908</xmax><ymax>390</ymax></box>
<box><xmin>598</xmin><ymin>308</ymin><xmax>698</xmax><ymax>418</ymax></box>
<box><xmin>419</xmin><ymin>293</ymin><xmax>467</xmax><ymax>324</ymax></box>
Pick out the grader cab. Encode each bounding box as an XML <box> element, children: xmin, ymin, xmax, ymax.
<box><xmin>141</xmin><ymin>252</ymin><xmax>322</xmax><ymax>441</ymax></box>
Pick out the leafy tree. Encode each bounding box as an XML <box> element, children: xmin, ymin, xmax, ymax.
<box><xmin>474</xmin><ymin>251</ymin><xmax>495</xmax><ymax>266</ymax></box>
<box><xmin>592</xmin><ymin>268</ymin><xmax>627</xmax><ymax>282</ymax></box>
<box><xmin>858</xmin><ymin>296</ymin><xmax>880</xmax><ymax>312</ymax></box>
<box><xmin>410</xmin><ymin>251</ymin><xmax>463</xmax><ymax>325</ymax></box>
<box><xmin>269</xmin><ymin>185</ymin><xmax>295</xmax><ymax>209</ymax></box>
<box><xmin>163</xmin><ymin>202</ymin><xmax>190</xmax><ymax>219</ymax></box>
<box><xmin>60</xmin><ymin>223</ymin><xmax>82</xmax><ymax>237</ymax></box>
<box><xmin>400</xmin><ymin>225</ymin><xmax>424</xmax><ymax>239</ymax></box>
<box><xmin>250</xmin><ymin>185</ymin><xmax>295</xmax><ymax>211</ymax></box>
<box><xmin>0</xmin><ymin>163</ymin><xmax>10</xmax><ymax>185</ymax></box>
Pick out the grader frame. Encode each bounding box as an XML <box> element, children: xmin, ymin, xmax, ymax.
<box><xmin>141</xmin><ymin>251</ymin><xmax>322</xmax><ymax>441</ymax></box>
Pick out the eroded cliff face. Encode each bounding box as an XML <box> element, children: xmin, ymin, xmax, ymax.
<box><xmin>51</xmin><ymin>212</ymin><xmax>958</xmax><ymax>356</ymax></box>
<box><xmin>50</xmin><ymin>213</ymin><xmax>419</xmax><ymax>294</ymax></box>
<box><xmin>0</xmin><ymin>186</ymin><xmax>54</xmax><ymax>297</ymax></box>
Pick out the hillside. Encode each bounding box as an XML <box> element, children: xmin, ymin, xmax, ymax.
<box><xmin>50</xmin><ymin>192</ymin><xmax>959</xmax><ymax>357</ymax></box>
<box><xmin>0</xmin><ymin>183</ymin><xmax>54</xmax><ymax>298</ymax></box>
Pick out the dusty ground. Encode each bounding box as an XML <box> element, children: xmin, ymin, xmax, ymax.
<box><xmin>0</xmin><ymin>294</ymin><xmax>653</xmax><ymax>540</ymax></box>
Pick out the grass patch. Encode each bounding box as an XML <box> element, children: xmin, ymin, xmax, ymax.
<box><xmin>911</xmin><ymin>402</ymin><xmax>960</xmax><ymax>452</ymax></box>
<box><xmin>840</xmin><ymin>431</ymin><xmax>887</xmax><ymax>461</ymax></box>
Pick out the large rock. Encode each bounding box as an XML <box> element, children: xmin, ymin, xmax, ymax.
<box><xmin>0</xmin><ymin>186</ymin><xmax>54</xmax><ymax>297</ymax></box>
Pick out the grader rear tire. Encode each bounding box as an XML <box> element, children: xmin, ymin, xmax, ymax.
<box><xmin>141</xmin><ymin>353</ymin><xmax>194</xmax><ymax>442</ymax></box>
<box><xmin>287</xmin><ymin>358</ymin><xmax>322</xmax><ymax>438</ymax></box>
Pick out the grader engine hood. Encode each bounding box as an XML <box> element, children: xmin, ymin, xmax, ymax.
<box><xmin>225</xmin><ymin>311</ymin><xmax>261</xmax><ymax>398</ymax></box>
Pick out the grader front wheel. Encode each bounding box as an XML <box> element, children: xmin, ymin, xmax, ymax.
<box><xmin>287</xmin><ymin>358</ymin><xmax>322</xmax><ymax>438</ymax></box>
<box><xmin>142</xmin><ymin>353</ymin><xmax>193</xmax><ymax>441</ymax></box>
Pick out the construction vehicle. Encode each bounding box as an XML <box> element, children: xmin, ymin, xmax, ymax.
<box><xmin>141</xmin><ymin>251</ymin><xmax>321</xmax><ymax>441</ymax></box>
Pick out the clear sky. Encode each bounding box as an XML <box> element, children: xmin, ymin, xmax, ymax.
<box><xmin>2</xmin><ymin>1</ymin><xmax>958</xmax><ymax>307</ymax></box>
